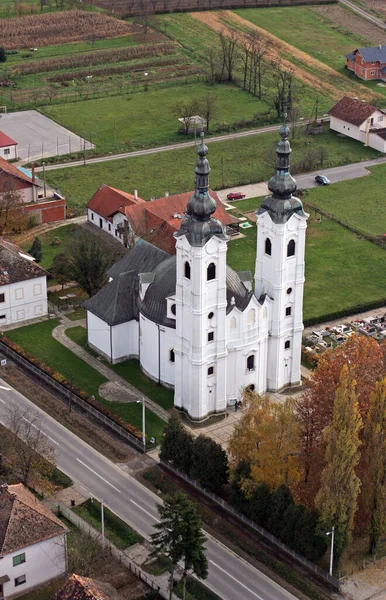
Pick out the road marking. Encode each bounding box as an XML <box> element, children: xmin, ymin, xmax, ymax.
<box><xmin>21</xmin><ymin>416</ymin><xmax>58</xmax><ymax>445</ymax></box>
<box><xmin>76</xmin><ymin>459</ymin><xmax>121</xmax><ymax>494</ymax></box>
<box><xmin>209</xmin><ymin>560</ymin><xmax>265</xmax><ymax>600</ymax></box>
<box><xmin>0</xmin><ymin>386</ymin><xmax>10</xmax><ymax>391</ymax></box>
<box><xmin>130</xmin><ymin>499</ymin><xmax>160</xmax><ymax>522</ymax></box>
<box><xmin>0</xmin><ymin>398</ymin><xmax>5</xmax><ymax>404</ymax></box>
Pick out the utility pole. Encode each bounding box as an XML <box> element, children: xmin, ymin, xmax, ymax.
<box><xmin>114</xmin><ymin>119</ymin><xmax>117</xmax><ymax>151</ymax></box>
<box><xmin>83</xmin><ymin>139</ymin><xmax>86</xmax><ymax>166</ymax></box>
<box><xmin>137</xmin><ymin>397</ymin><xmax>146</xmax><ymax>449</ymax></box>
<box><xmin>326</xmin><ymin>526</ymin><xmax>335</xmax><ymax>576</ymax></box>
<box><xmin>101</xmin><ymin>498</ymin><xmax>105</xmax><ymax>546</ymax></box>
<box><xmin>221</xmin><ymin>157</ymin><xmax>224</xmax><ymax>188</ymax></box>
<box><xmin>42</xmin><ymin>161</ymin><xmax>47</xmax><ymax>197</ymax></box>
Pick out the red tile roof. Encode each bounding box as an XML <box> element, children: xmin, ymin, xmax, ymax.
<box><xmin>124</xmin><ymin>190</ymin><xmax>240</xmax><ymax>254</ymax></box>
<box><xmin>0</xmin><ymin>484</ymin><xmax>68</xmax><ymax>556</ymax></box>
<box><xmin>0</xmin><ymin>131</ymin><xmax>17</xmax><ymax>148</ymax></box>
<box><xmin>328</xmin><ymin>96</ymin><xmax>385</xmax><ymax>127</ymax></box>
<box><xmin>54</xmin><ymin>574</ymin><xmax>122</xmax><ymax>600</ymax></box>
<box><xmin>0</xmin><ymin>156</ymin><xmax>38</xmax><ymax>186</ymax></box>
<box><xmin>86</xmin><ymin>184</ymin><xmax>145</xmax><ymax>221</ymax></box>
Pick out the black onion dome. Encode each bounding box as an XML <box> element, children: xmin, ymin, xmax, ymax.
<box><xmin>258</xmin><ymin>120</ymin><xmax>307</xmax><ymax>224</ymax></box>
<box><xmin>175</xmin><ymin>132</ymin><xmax>227</xmax><ymax>247</ymax></box>
<box><xmin>138</xmin><ymin>257</ymin><xmax>252</xmax><ymax>327</ymax></box>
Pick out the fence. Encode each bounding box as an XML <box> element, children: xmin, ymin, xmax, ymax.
<box><xmin>0</xmin><ymin>340</ymin><xmax>145</xmax><ymax>453</ymax></box>
<box><xmin>160</xmin><ymin>460</ymin><xmax>341</xmax><ymax>592</ymax></box>
<box><xmin>58</xmin><ymin>502</ymin><xmax>177</xmax><ymax>600</ymax></box>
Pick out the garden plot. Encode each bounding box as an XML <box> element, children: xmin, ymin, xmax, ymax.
<box><xmin>0</xmin><ymin>110</ymin><xmax>94</xmax><ymax>161</ymax></box>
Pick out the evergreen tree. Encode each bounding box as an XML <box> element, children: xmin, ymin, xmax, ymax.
<box><xmin>315</xmin><ymin>365</ymin><xmax>362</xmax><ymax>565</ymax></box>
<box><xmin>267</xmin><ymin>484</ymin><xmax>294</xmax><ymax>537</ymax></box>
<box><xmin>190</xmin><ymin>435</ymin><xmax>229</xmax><ymax>493</ymax></box>
<box><xmin>160</xmin><ymin>412</ymin><xmax>193</xmax><ymax>474</ymax></box>
<box><xmin>230</xmin><ymin>460</ymin><xmax>252</xmax><ymax>514</ymax></box>
<box><xmin>50</xmin><ymin>252</ymin><xmax>71</xmax><ymax>289</ymax></box>
<box><xmin>280</xmin><ymin>504</ymin><xmax>306</xmax><ymax>546</ymax></box>
<box><xmin>70</xmin><ymin>238</ymin><xmax>108</xmax><ymax>297</ymax></box>
<box><xmin>249</xmin><ymin>483</ymin><xmax>271</xmax><ymax>526</ymax></box>
<box><xmin>363</xmin><ymin>378</ymin><xmax>386</xmax><ymax>554</ymax></box>
<box><xmin>0</xmin><ymin>48</ymin><xmax>7</xmax><ymax>63</ymax></box>
<box><xmin>28</xmin><ymin>236</ymin><xmax>42</xmax><ymax>262</ymax></box>
<box><xmin>151</xmin><ymin>492</ymin><xmax>207</xmax><ymax>600</ymax></box>
<box><xmin>293</xmin><ymin>510</ymin><xmax>327</xmax><ymax>561</ymax></box>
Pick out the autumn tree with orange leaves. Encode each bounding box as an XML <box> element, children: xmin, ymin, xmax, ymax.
<box><xmin>228</xmin><ymin>392</ymin><xmax>301</xmax><ymax>493</ymax></box>
<box><xmin>296</xmin><ymin>335</ymin><xmax>384</xmax><ymax>505</ymax></box>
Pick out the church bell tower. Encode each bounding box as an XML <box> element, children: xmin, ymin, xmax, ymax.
<box><xmin>254</xmin><ymin>120</ymin><xmax>308</xmax><ymax>391</ymax></box>
<box><xmin>174</xmin><ymin>133</ymin><xmax>229</xmax><ymax>421</ymax></box>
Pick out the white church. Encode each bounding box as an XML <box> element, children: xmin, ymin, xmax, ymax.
<box><xmin>84</xmin><ymin>124</ymin><xmax>308</xmax><ymax>421</ymax></box>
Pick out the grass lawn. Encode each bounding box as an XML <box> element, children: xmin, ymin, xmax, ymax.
<box><xmin>66</xmin><ymin>307</ymin><xmax>87</xmax><ymax>321</ymax></box>
<box><xmin>175</xmin><ymin>576</ymin><xmax>221</xmax><ymax>600</ymax></box>
<box><xmin>234</xmin><ymin>6</ymin><xmax>374</xmax><ymax>73</ymax></box>
<box><xmin>227</xmin><ymin>204</ymin><xmax>386</xmax><ymax>322</ymax></box>
<box><xmin>46</xmin><ymin>129</ymin><xmax>381</xmax><ymax>207</ymax></box>
<box><xmin>5</xmin><ymin>319</ymin><xmax>166</xmax><ymax>441</ymax></box>
<box><xmin>66</xmin><ymin>326</ymin><xmax>174</xmax><ymax>410</ymax></box>
<box><xmin>40</xmin><ymin>82</ymin><xmax>269</xmax><ymax>153</ymax></box>
<box><xmin>304</xmin><ymin>164</ymin><xmax>386</xmax><ymax>237</ymax></box>
<box><xmin>17</xmin><ymin>579</ymin><xmax>64</xmax><ymax>600</ymax></box>
<box><xmin>73</xmin><ymin>497</ymin><xmax>141</xmax><ymax>549</ymax></box>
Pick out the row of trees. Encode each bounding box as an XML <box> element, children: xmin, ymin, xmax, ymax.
<box><xmin>229</xmin><ymin>335</ymin><xmax>386</xmax><ymax>565</ymax></box>
<box><xmin>160</xmin><ymin>413</ymin><xmax>229</xmax><ymax>493</ymax></box>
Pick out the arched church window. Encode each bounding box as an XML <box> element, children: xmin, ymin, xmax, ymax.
<box><xmin>184</xmin><ymin>261</ymin><xmax>191</xmax><ymax>279</ymax></box>
<box><xmin>285</xmin><ymin>340</ymin><xmax>291</xmax><ymax>350</ymax></box>
<box><xmin>170</xmin><ymin>349</ymin><xmax>175</xmax><ymax>363</ymax></box>
<box><xmin>207</xmin><ymin>263</ymin><xmax>216</xmax><ymax>281</ymax></box>
<box><xmin>265</xmin><ymin>238</ymin><xmax>272</xmax><ymax>256</ymax></box>
<box><xmin>247</xmin><ymin>355</ymin><xmax>255</xmax><ymax>371</ymax></box>
<box><xmin>171</xmin><ymin>304</ymin><xmax>176</xmax><ymax>316</ymax></box>
<box><xmin>287</xmin><ymin>239</ymin><xmax>295</xmax><ymax>257</ymax></box>
<box><xmin>208</xmin><ymin>366</ymin><xmax>214</xmax><ymax>376</ymax></box>
<box><xmin>231</xmin><ymin>317</ymin><xmax>237</xmax><ymax>329</ymax></box>
<box><xmin>248</xmin><ymin>309</ymin><xmax>256</xmax><ymax>325</ymax></box>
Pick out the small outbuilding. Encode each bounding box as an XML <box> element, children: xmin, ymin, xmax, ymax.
<box><xmin>0</xmin><ymin>131</ymin><xmax>18</xmax><ymax>160</ymax></box>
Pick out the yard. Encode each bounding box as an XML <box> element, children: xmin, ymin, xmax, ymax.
<box><xmin>227</xmin><ymin>202</ymin><xmax>386</xmax><ymax>322</ymax></box>
<box><xmin>46</xmin><ymin>128</ymin><xmax>381</xmax><ymax>207</ymax></box>
<box><xmin>5</xmin><ymin>319</ymin><xmax>167</xmax><ymax>441</ymax></box>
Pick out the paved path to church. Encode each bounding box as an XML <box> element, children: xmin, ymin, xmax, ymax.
<box><xmin>52</xmin><ymin>316</ymin><xmax>170</xmax><ymax>422</ymax></box>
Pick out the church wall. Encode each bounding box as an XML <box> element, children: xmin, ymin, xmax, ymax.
<box><xmin>112</xmin><ymin>320</ymin><xmax>139</xmax><ymax>361</ymax></box>
<box><xmin>87</xmin><ymin>311</ymin><xmax>112</xmax><ymax>360</ymax></box>
<box><xmin>139</xmin><ymin>314</ymin><xmax>175</xmax><ymax>387</ymax></box>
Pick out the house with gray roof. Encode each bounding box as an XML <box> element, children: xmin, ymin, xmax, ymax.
<box><xmin>0</xmin><ymin>483</ymin><xmax>68</xmax><ymax>599</ymax></box>
<box><xmin>345</xmin><ymin>44</ymin><xmax>386</xmax><ymax>81</ymax></box>
<box><xmin>85</xmin><ymin>128</ymin><xmax>308</xmax><ymax>421</ymax></box>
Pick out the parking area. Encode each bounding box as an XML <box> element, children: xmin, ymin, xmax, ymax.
<box><xmin>0</xmin><ymin>110</ymin><xmax>93</xmax><ymax>162</ymax></box>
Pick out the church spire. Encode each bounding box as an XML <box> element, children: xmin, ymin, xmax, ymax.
<box><xmin>175</xmin><ymin>132</ymin><xmax>227</xmax><ymax>247</ymax></box>
<box><xmin>257</xmin><ymin>116</ymin><xmax>306</xmax><ymax>224</ymax></box>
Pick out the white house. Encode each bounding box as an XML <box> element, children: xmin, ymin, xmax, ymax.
<box><xmin>85</xmin><ymin>127</ymin><xmax>308</xmax><ymax>422</ymax></box>
<box><xmin>0</xmin><ymin>239</ymin><xmax>48</xmax><ymax>326</ymax></box>
<box><xmin>0</xmin><ymin>132</ymin><xmax>18</xmax><ymax>161</ymax></box>
<box><xmin>0</xmin><ymin>483</ymin><xmax>68</xmax><ymax>599</ymax></box>
<box><xmin>328</xmin><ymin>96</ymin><xmax>386</xmax><ymax>153</ymax></box>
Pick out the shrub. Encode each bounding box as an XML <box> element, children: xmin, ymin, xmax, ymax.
<box><xmin>190</xmin><ymin>435</ymin><xmax>229</xmax><ymax>493</ymax></box>
<box><xmin>0</xmin><ymin>48</ymin><xmax>7</xmax><ymax>63</ymax></box>
<box><xmin>160</xmin><ymin>412</ymin><xmax>193</xmax><ymax>474</ymax></box>
<box><xmin>28</xmin><ymin>236</ymin><xmax>42</xmax><ymax>262</ymax></box>
<box><xmin>49</xmin><ymin>467</ymin><xmax>73</xmax><ymax>489</ymax></box>
<box><xmin>266</xmin><ymin>485</ymin><xmax>294</xmax><ymax>537</ymax></box>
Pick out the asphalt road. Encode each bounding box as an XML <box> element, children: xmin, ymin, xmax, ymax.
<box><xmin>0</xmin><ymin>378</ymin><xmax>299</xmax><ymax>600</ymax></box>
<box><xmin>339</xmin><ymin>0</ymin><xmax>386</xmax><ymax>31</ymax></box>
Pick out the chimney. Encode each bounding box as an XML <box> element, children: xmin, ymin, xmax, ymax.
<box><xmin>134</xmin><ymin>189</ymin><xmax>138</xmax><ymax>200</ymax></box>
<box><xmin>31</xmin><ymin>163</ymin><xmax>35</xmax><ymax>183</ymax></box>
<box><xmin>165</xmin><ymin>191</ymin><xmax>169</xmax><ymax>198</ymax></box>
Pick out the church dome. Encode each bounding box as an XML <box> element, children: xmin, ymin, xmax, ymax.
<box><xmin>138</xmin><ymin>256</ymin><xmax>251</xmax><ymax>328</ymax></box>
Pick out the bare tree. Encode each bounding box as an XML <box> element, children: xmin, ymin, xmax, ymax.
<box><xmin>134</xmin><ymin>6</ymin><xmax>157</xmax><ymax>38</ymax></box>
<box><xmin>219</xmin><ymin>30</ymin><xmax>239</xmax><ymax>83</ymax></box>
<box><xmin>240</xmin><ymin>34</ymin><xmax>253</xmax><ymax>91</ymax></box>
<box><xmin>0</xmin><ymin>176</ymin><xmax>23</xmax><ymax>234</ymax></box>
<box><xmin>205</xmin><ymin>48</ymin><xmax>219</xmax><ymax>85</ymax></box>
<box><xmin>67</xmin><ymin>531</ymin><xmax>104</xmax><ymax>576</ymax></box>
<box><xmin>172</xmin><ymin>98</ymin><xmax>200</xmax><ymax>135</ymax></box>
<box><xmin>270</xmin><ymin>60</ymin><xmax>294</xmax><ymax>119</ymax></box>
<box><xmin>288</xmin><ymin>103</ymin><xmax>301</xmax><ymax>139</ymax></box>
<box><xmin>250</xmin><ymin>32</ymin><xmax>268</xmax><ymax>98</ymax></box>
<box><xmin>263</xmin><ymin>145</ymin><xmax>278</xmax><ymax>175</ymax></box>
<box><xmin>5</xmin><ymin>405</ymin><xmax>56</xmax><ymax>486</ymax></box>
<box><xmin>200</xmin><ymin>94</ymin><xmax>217</xmax><ymax>134</ymax></box>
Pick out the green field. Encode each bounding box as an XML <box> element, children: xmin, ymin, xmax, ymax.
<box><xmin>5</xmin><ymin>319</ymin><xmax>166</xmax><ymax>441</ymax></box>
<box><xmin>234</xmin><ymin>6</ymin><xmax>372</xmax><ymax>73</ymax></box>
<box><xmin>304</xmin><ymin>164</ymin><xmax>386</xmax><ymax>237</ymax></box>
<box><xmin>227</xmin><ymin>203</ymin><xmax>386</xmax><ymax>322</ymax></box>
<box><xmin>47</xmin><ymin>128</ymin><xmax>381</xmax><ymax>207</ymax></box>
<box><xmin>41</xmin><ymin>82</ymin><xmax>270</xmax><ymax>152</ymax></box>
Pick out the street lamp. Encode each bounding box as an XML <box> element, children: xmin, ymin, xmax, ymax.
<box><xmin>137</xmin><ymin>397</ymin><xmax>146</xmax><ymax>449</ymax></box>
<box><xmin>326</xmin><ymin>526</ymin><xmax>335</xmax><ymax>576</ymax></box>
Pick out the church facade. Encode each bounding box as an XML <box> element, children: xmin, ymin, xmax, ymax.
<box><xmin>84</xmin><ymin>125</ymin><xmax>308</xmax><ymax>421</ymax></box>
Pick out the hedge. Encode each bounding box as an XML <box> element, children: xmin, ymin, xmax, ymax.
<box><xmin>303</xmin><ymin>298</ymin><xmax>386</xmax><ymax>328</ymax></box>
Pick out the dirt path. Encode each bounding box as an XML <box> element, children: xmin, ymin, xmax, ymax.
<box><xmin>190</xmin><ymin>10</ymin><xmax>382</xmax><ymax>103</ymax></box>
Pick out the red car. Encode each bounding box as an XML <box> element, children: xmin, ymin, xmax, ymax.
<box><xmin>227</xmin><ymin>191</ymin><xmax>246</xmax><ymax>200</ymax></box>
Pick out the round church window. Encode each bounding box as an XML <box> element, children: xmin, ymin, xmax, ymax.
<box><xmin>287</xmin><ymin>288</ymin><xmax>292</xmax><ymax>295</ymax></box>
<box><xmin>208</xmin><ymin>312</ymin><xmax>214</xmax><ymax>319</ymax></box>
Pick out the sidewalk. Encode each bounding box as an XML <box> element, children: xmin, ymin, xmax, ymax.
<box><xmin>52</xmin><ymin>315</ymin><xmax>169</xmax><ymax>422</ymax></box>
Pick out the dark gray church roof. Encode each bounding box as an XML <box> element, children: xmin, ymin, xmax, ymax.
<box><xmin>139</xmin><ymin>256</ymin><xmax>253</xmax><ymax>327</ymax></box>
<box><xmin>85</xmin><ymin>239</ymin><xmax>168</xmax><ymax>326</ymax></box>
